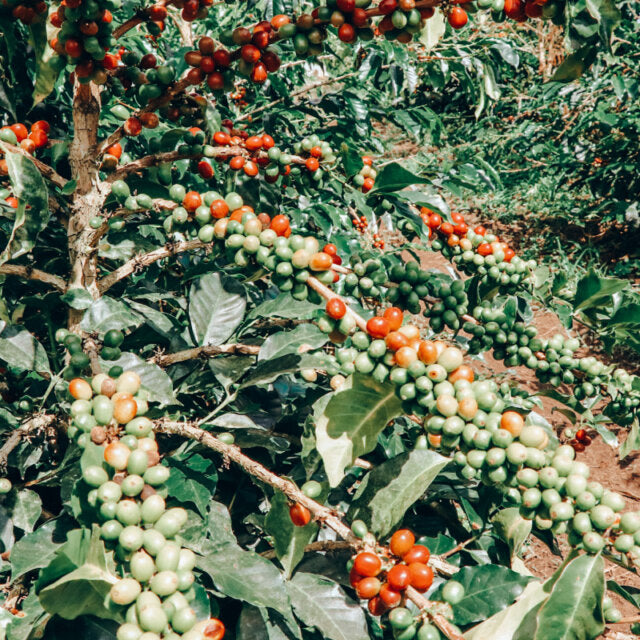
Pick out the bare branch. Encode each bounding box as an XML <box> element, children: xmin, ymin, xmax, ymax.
<box><xmin>0</xmin><ymin>414</ymin><xmax>57</xmax><ymax>469</ymax></box>
<box><xmin>0</xmin><ymin>143</ymin><xmax>68</xmax><ymax>190</ymax></box>
<box><xmin>155</xmin><ymin>420</ymin><xmax>463</xmax><ymax>640</ymax></box>
<box><xmin>97</xmin><ymin>239</ymin><xmax>209</xmax><ymax>293</ymax></box>
<box><xmin>261</xmin><ymin>540</ymin><xmax>352</xmax><ymax>559</ymax></box>
<box><xmin>151</xmin><ymin>343</ymin><xmax>260</xmax><ymax>366</ymax></box>
<box><xmin>0</xmin><ymin>264</ymin><xmax>67</xmax><ymax>292</ymax></box>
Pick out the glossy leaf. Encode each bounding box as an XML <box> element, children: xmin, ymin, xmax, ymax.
<box><xmin>265</xmin><ymin>492</ymin><xmax>318</xmax><ymax>578</ymax></box>
<box><xmin>0</xmin><ymin>322</ymin><xmax>49</xmax><ymax>374</ymax></box>
<box><xmin>0</xmin><ymin>150</ymin><xmax>49</xmax><ymax>266</ymax></box>
<box><xmin>189</xmin><ymin>272</ymin><xmax>246</xmax><ymax>346</ymax></box>
<box><xmin>347</xmin><ymin>449</ymin><xmax>449</xmax><ymax>536</ymax></box>
<box><xmin>314</xmin><ymin>374</ymin><xmax>403</xmax><ymax>486</ymax></box>
<box><xmin>287</xmin><ymin>573</ymin><xmax>369</xmax><ymax>640</ymax></box>
<box><xmin>433</xmin><ymin>565</ymin><xmax>532</xmax><ymax>626</ymax></box>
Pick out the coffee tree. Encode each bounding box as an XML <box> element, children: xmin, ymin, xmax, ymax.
<box><xmin>0</xmin><ymin>0</ymin><xmax>638</xmax><ymax>639</ymax></box>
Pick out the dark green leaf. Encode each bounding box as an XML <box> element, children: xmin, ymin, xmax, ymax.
<box><xmin>314</xmin><ymin>374</ymin><xmax>403</xmax><ymax>486</ymax></box>
<box><xmin>286</xmin><ymin>573</ymin><xmax>368</xmax><ymax>640</ymax></box>
<box><xmin>0</xmin><ymin>150</ymin><xmax>49</xmax><ymax>266</ymax></box>
<box><xmin>347</xmin><ymin>449</ymin><xmax>449</xmax><ymax>537</ymax></box>
<box><xmin>433</xmin><ymin>565</ymin><xmax>532</xmax><ymax>626</ymax></box>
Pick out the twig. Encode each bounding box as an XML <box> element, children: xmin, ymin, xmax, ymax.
<box><xmin>151</xmin><ymin>343</ymin><xmax>260</xmax><ymax>366</ymax></box>
<box><xmin>154</xmin><ymin>420</ymin><xmax>463</xmax><ymax>640</ymax></box>
<box><xmin>0</xmin><ymin>414</ymin><xmax>56</xmax><ymax>469</ymax></box>
<box><xmin>0</xmin><ymin>143</ymin><xmax>68</xmax><ymax>190</ymax></box>
<box><xmin>97</xmin><ymin>239</ymin><xmax>209</xmax><ymax>293</ymax></box>
<box><xmin>261</xmin><ymin>540</ymin><xmax>352</xmax><ymax>559</ymax></box>
<box><xmin>0</xmin><ymin>264</ymin><xmax>67</xmax><ymax>292</ymax></box>
<box><xmin>306</xmin><ymin>275</ymin><xmax>368</xmax><ymax>331</ymax></box>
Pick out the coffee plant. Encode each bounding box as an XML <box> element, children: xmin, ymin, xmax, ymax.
<box><xmin>0</xmin><ymin>0</ymin><xmax>638</xmax><ymax>639</ymax></box>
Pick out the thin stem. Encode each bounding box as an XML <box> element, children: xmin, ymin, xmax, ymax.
<box><xmin>97</xmin><ymin>239</ymin><xmax>210</xmax><ymax>293</ymax></box>
<box><xmin>0</xmin><ymin>264</ymin><xmax>67</xmax><ymax>292</ymax></box>
<box><xmin>0</xmin><ymin>414</ymin><xmax>56</xmax><ymax>469</ymax></box>
<box><xmin>151</xmin><ymin>343</ymin><xmax>260</xmax><ymax>367</ymax></box>
<box><xmin>0</xmin><ymin>142</ymin><xmax>68</xmax><ymax>190</ymax></box>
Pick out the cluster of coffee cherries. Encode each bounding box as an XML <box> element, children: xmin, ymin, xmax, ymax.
<box><xmin>420</xmin><ymin>209</ymin><xmax>535</xmax><ymax>294</ymax></box>
<box><xmin>201</xmin><ymin>128</ymin><xmax>276</xmax><ymax>180</ymax></box>
<box><xmin>108</xmin><ymin>48</ymin><xmax>177</xmax><ymax>105</ymax></box>
<box><xmin>68</xmin><ymin>372</ymin><xmax>225</xmax><ymax>640</ymax></box>
<box><xmin>408</xmin><ymin>351</ymin><xmax>640</xmax><ymax>561</ymax></box>
<box><xmin>48</xmin><ymin>0</ymin><xmax>119</xmax><ymax>81</ymax></box>
<box><xmin>172</xmin><ymin>0</ymin><xmax>214</xmax><ymax>22</ymax></box>
<box><xmin>2</xmin><ymin>0</ymin><xmax>47</xmax><ymax>25</ymax></box>
<box><xmin>353</xmin><ymin>155</ymin><xmax>377</xmax><ymax>193</ymax></box>
<box><xmin>385</xmin><ymin>262</ymin><xmax>430</xmax><ymax>315</ymax></box>
<box><xmin>185</xmin><ymin>26</ymin><xmax>281</xmax><ymax>89</ymax></box>
<box><xmin>292</xmin><ymin>134</ymin><xmax>337</xmax><ymax>176</ymax></box>
<box><xmin>349</xmin><ymin>526</ymin><xmax>463</xmax><ymax>639</ymax></box>
<box><xmin>424</xmin><ymin>278</ymin><xmax>469</xmax><ymax>333</ymax></box>
<box><xmin>564</xmin><ymin>427</ymin><xmax>593</xmax><ymax>453</ymax></box>
<box><xmin>0</xmin><ymin>121</ymin><xmax>49</xmax><ymax>174</ymax></box>
<box><xmin>55</xmin><ymin>329</ymin><xmax>126</xmax><ymax>378</ymax></box>
<box><xmin>162</xmin><ymin>188</ymin><xmax>293</xmax><ymax>243</ymax></box>
<box><xmin>339</xmin><ymin>254</ymin><xmax>387</xmax><ymax>300</ymax></box>
<box><xmin>374</xmin><ymin>0</ymin><xmax>440</xmax><ymax>42</ymax></box>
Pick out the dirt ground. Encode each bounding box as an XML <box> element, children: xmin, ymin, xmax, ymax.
<box><xmin>406</xmin><ymin>242</ymin><xmax>640</xmax><ymax>638</ymax></box>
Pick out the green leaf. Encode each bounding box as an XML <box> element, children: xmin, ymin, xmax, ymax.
<box><xmin>7</xmin><ymin>489</ymin><xmax>42</xmax><ymax>533</ymax></box>
<box><xmin>287</xmin><ymin>573</ymin><xmax>369</xmax><ymax>640</ymax></box>
<box><xmin>97</xmin><ymin>352</ymin><xmax>176</xmax><ymax>407</ymax></box>
<box><xmin>464</xmin><ymin>581</ymin><xmax>547</xmax><ymax>640</ymax></box>
<box><xmin>0</xmin><ymin>323</ymin><xmax>50</xmax><ymax>374</ymax></box>
<box><xmin>198</xmin><ymin>547</ymin><xmax>291</xmax><ymax>617</ymax></box>
<box><xmin>38</xmin><ymin>526</ymin><xmax>118</xmax><ymax>621</ymax></box>
<box><xmin>347</xmin><ymin>449</ymin><xmax>449</xmax><ymax>537</ymax></box>
<box><xmin>60</xmin><ymin>287</ymin><xmax>95</xmax><ymax>310</ymax></box>
<box><xmin>259</xmin><ymin>325</ymin><xmax>328</xmax><ymax>362</ymax></box>
<box><xmin>551</xmin><ymin>46</ymin><xmax>598</xmax><ymax>83</ymax></box>
<box><xmin>79</xmin><ymin>297</ymin><xmax>144</xmax><ymax>333</ymax></box>
<box><xmin>369</xmin><ymin>162</ymin><xmax>430</xmax><ymax>194</ymax></box>
<box><xmin>532</xmin><ymin>552</ymin><xmax>604</xmax><ymax>640</ymax></box>
<box><xmin>189</xmin><ymin>272</ymin><xmax>246</xmax><ymax>346</ymax></box>
<box><xmin>239</xmin><ymin>353</ymin><xmax>325</xmax><ymax>389</ymax></box>
<box><xmin>265</xmin><ymin>492</ymin><xmax>318</xmax><ymax>578</ymax></box>
<box><xmin>237</xmin><ymin>604</ymin><xmax>298</xmax><ymax>640</ymax></box>
<box><xmin>11</xmin><ymin>519</ymin><xmax>65</xmax><ymax>580</ymax></box>
<box><xmin>433</xmin><ymin>565</ymin><xmax>532</xmax><ymax>626</ymax></box>
<box><xmin>29</xmin><ymin>22</ymin><xmax>59</xmax><ymax>104</ymax></box>
<box><xmin>0</xmin><ymin>150</ymin><xmax>49</xmax><ymax>266</ymax></box>
<box><xmin>492</xmin><ymin>508</ymin><xmax>532</xmax><ymax>559</ymax></box>
<box><xmin>245</xmin><ymin>294</ymin><xmax>320</xmax><ymax>322</ymax></box>
<box><xmin>163</xmin><ymin>452</ymin><xmax>218</xmax><ymax>516</ymax></box>
<box><xmin>314</xmin><ymin>374</ymin><xmax>403</xmax><ymax>487</ymax></box>
<box><xmin>418</xmin><ymin>7</ymin><xmax>445</xmax><ymax>50</ymax></box>
<box><xmin>571</xmin><ymin>269</ymin><xmax>628</xmax><ymax>312</ymax></box>
<box><xmin>6</xmin><ymin>590</ymin><xmax>50</xmax><ymax>640</ymax></box>
<box><xmin>620</xmin><ymin>419</ymin><xmax>640</xmax><ymax>459</ymax></box>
